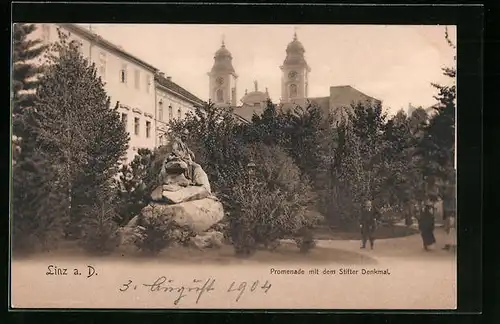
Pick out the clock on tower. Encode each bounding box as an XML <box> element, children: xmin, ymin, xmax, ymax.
<box><xmin>288</xmin><ymin>71</ymin><xmax>297</xmax><ymax>79</ymax></box>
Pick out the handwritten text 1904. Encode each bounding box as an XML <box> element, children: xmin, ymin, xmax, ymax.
<box><xmin>119</xmin><ymin>276</ymin><xmax>272</xmax><ymax>305</ymax></box>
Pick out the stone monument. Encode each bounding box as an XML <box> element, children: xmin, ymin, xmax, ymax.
<box><xmin>122</xmin><ymin>135</ymin><xmax>224</xmax><ymax>249</ymax></box>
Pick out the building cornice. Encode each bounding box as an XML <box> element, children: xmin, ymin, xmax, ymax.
<box><xmin>156</xmin><ymin>82</ymin><xmax>205</xmax><ymax>108</ymax></box>
<box><xmin>58</xmin><ymin>24</ymin><xmax>158</xmax><ymax>73</ymax></box>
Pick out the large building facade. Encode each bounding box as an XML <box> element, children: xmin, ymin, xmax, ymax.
<box><xmin>29</xmin><ymin>23</ymin><xmax>205</xmax><ymax>162</ymax></box>
<box><xmin>155</xmin><ymin>72</ymin><xmax>205</xmax><ymax>146</ymax></box>
<box><xmin>208</xmin><ymin>31</ymin><xmax>381</xmax><ymax>124</ymax></box>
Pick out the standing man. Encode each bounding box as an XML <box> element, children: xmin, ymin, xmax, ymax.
<box><xmin>418</xmin><ymin>202</ymin><xmax>436</xmax><ymax>251</ymax></box>
<box><xmin>360</xmin><ymin>200</ymin><xmax>378</xmax><ymax>249</ymax></box>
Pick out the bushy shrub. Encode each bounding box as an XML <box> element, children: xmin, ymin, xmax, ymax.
<box><xmin>294</xmin><ymin>227</ymin><xmax>316</xmax><ymax>253</ymax></box>
<box><xmin>114</xmin><ymin>146</ymin><xmax>170</xmax><ymax>226</ymax></box>
<box><xmin>229</xmin><ymin>143</ymin><xmax>318</xmax><ymax>255</ymax></box>
<box><xmin>207</xmin><ymin>218</ymin><xmax>231</xmax><ymax>243</ymax></box>
<box><xmin>79</xmin><ymin>198</ymin><xmax>121</xmax><ymax>255</ymax></box>
<box><xmin>132</xmin><ymin>205</ymin><xmax>196</xmax><ymax>255</ymax></box>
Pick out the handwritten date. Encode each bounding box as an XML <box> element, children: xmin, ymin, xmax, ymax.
<box><xmin>227</xmin><ymin>279</ymin><xmax>272</xmax><ymax>302</ymax></box>
<box><xmin>119</xmin><ymin>276</ymin><xmax>272</xmax><ymax>305</ymax></box>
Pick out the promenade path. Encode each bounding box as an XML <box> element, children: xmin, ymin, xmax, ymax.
<box><xmin>315</xmin><ymin>226</ymin><xmax>456</xmax><ymax>261</ymax></box>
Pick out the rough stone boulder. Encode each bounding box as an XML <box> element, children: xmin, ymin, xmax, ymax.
<box><xmin>190</xmin><ymin>231</ymin><xmax>224</xmax><ymax>249</ymax></box>
<box><xmin>161</xmin><ymin>186</ymin><xmax>211</xmax><ymax>204</ymax></box>
<box><xmin>142</xmin><ymin>197</ymin><xmax>224</xmax><ymax>234</ymax></box>
<box><xmin>121</xmin><ymin>134</ymin><xmax>225</xmax><ymax>250</ymax></box>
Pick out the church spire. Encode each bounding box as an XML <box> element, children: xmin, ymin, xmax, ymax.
<box><xmin>293</xmin><ymin>26</ymin><xmax>298</xmax><ymax>41</ymax></box>
<box><xmin>221</xmin><ymin>34</ymin><xmax>225</xmax><ymax>47</ymax></box>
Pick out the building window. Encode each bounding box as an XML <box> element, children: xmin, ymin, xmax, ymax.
<box><xmin>216</xmin><ymin>89</ymin><xmax>224</xmax><ymax>102</ymax></box>
<box><xmin>134</xmin><ymin>69</ymin><xmax>140</xmax><ymax>90</ymax></box>
<box><xmin>177</xmin><ymin>108</ymin><xmax>182</xmax><ymax>119</ymax></box>
<box><xmin>120</xmin><ymin>64</ymin><xmax>127</xmax><ymax>84</ymax></box>
<box><xmin>146</xmin><ymin>75</ymin><xmax>151</xmax><ymax>94</ymax></box>
<box><xmin>134</xmin><ymin>117</ymin><xmax>140</xmax><ymax>135</ymax></box>
<box><xmin>146</xmin><ymin>121</ymin><xmax>151</xmax><ymax>138</ymax></box>
<box><xmin>121</xmin><ymin>113</ymin><xmax>128</xmax><ymax>128</ymax></box>
<box><xmin>99</xmin><ymin>51</ymin><xmax>107</xmax><ymax>80</ymax></box>
<box><xmin>289</xmin><ymin>84</ymin><xmax>298</xmax><ymax>98</ymax></box>
<box><xmin>158</xmin><ymin>101</ymin><xmax>164</xmax><ymax>121</ymax></box>
<box><xmin>168</xmin><ymin>105</ymin><xmax>173</xmax><ymax>120</ymax></box>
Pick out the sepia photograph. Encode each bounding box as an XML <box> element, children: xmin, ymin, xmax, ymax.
<box><xmin>11</xmin><ymin>22</ymin><xmax>457</xmax><ymax>309</ymax></box>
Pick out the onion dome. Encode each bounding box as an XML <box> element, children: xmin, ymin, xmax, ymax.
<box><xmin>283</xmin><ymin>32</ymin><xmax>308</xmax><ymax>66</ymax></box>
<box><xmin>211</xmin><ymin>39</ymin><xmax>236</xmax><ymax>74</ymax></box>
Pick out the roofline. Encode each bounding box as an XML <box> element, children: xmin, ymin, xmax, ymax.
<box><xmin>155</xmin><ymin>81</ymin><xmax>205</xmax><ymax>107</ymax></box>
<box><xmin>58</xmin><ymin>24</ymin><xmax>158</xmax><ymax>73</ymax></box>
<box><xmin>329</xmin><ymin>85</ymin><xmax>381</xmax><ymax>103</ymax></box>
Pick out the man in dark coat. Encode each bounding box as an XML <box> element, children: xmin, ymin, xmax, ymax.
<box><xmin>418</xmin><ymin>202</ymin><xmax>436</xmax><ymax>251</ymax></box>
<box><xmin>360</xmin><ymin>200</ymin><xmax>378</xmax><ymax>249</ymax></box>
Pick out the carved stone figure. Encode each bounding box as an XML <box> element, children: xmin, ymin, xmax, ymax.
<box><xmin>122</xmin><ymin>135</ymin><xmax>224</xmax><ymax>249</ymax></box>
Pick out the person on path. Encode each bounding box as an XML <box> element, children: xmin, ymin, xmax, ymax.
<box><xmin>360</xmin><ymin>200</ymin><xmax>378</xmax><ymax>249</ymax></box>
<box><xmin>442</xmin><ymin>186</ymin><xmax>457</xmax><ymax>251</ymax></box>
<box><xmin>443</xmin><ymin>212</ymin><xmax>457</xmax><ymax>251</ymax></box>
<box><xmin>418</xmin><ymin>203</ymin><xmax>436</xmax><ymax>251</ymax></box>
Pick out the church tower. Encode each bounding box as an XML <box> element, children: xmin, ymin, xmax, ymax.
<box><xmin>280</xmin><ymin>30</ymin><xmax>311</xmax><ymax>105</ymax></box>
<box><xmin>208</xmin><ymin>37</ymin><xmax>238</xmax><ymax>108</ymax></box>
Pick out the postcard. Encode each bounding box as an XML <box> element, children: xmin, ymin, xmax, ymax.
<box><xmin>10</xmin><ymin>23</ymin><xmax>457</xmax><ymax>309</ymax></box>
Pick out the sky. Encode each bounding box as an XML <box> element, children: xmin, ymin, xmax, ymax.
<box><xmin>77</xmin><ymin>24</ymin><xmax>456</xmax><ymax>115</ymax></box>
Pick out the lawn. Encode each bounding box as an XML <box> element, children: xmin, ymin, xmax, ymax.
<box><xmin>312</xmin><ymin>224</ymin><xmax>420</xmax><ymax>240</ymax></box>
<box><xmin>13</xmin><ymin>239</ymin><xmax>378</xmax><ymax>266</ymax></box>
<box><xmin>11</xmin><ymin>224</ymin><xmax>420</xmax><ymax>265</ymax></box>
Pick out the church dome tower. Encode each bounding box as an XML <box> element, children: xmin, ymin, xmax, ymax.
<box><xmin>208</xmin><ymin>37</ymin><xmax>238</xmax><ymax>107</ymax></box>
<box><xmin>280</xmin><ymin>30</ymin><xmax>311</xmax><ymax>104</ymax></box>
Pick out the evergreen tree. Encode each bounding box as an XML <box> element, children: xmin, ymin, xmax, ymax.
<box><xmin>328</xmin><ymin>101</ymin><xmax>389</xmax><ymax>224</ymax></box>
<box><xmin>251</xmin><ymin>101</ymin><xmax>329</xmax><ymax>190</ymax></box>
<box><xmin>249</xmin><ymin>99</ymin><xmax>290</xmax><ymax>147</ymax></box>
<box><xmin>284</xmin><ymin>103</ymin><xmax>328</xmax><ymax>185</ymax></box>
<box><xmin>16</xmin><ymin>28</ymin><xmax>129</xmax><ymax>242</ymax></box>
<box><xmin>114</xmin><ymin>147</ymin><xmax>168</xmax><ymax>226</ymax></box>
<box><xmin>169</xmin><ymin>101</ymin><xmax>248</xmax><ymax>208</ymax></box>
<box><xmin>12</xmin><ymin>148</ymin><xmax>68</xmax><ymax>252</ymax></box>
<box><xmin>348</xmin><ymin>100</ymin><xmax>388</xmax><ymax>202</ymax></box>
<box><xmin>12</xmin><ymin>23</ymin><xmax>48</xmax><ymax>137</ymax></box>
<box><xmin>380</xmin><ymin>109</ymin><xmax>420</xmax><ymax>221</ymax></box>
<box><xmin>418</xmin><ymin>28</ymin><xmax>456</xmax><ymax>202</ymax></box>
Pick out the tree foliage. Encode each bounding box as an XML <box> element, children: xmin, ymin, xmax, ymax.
<box><xmin>169</xmin><ymin>101</ymin><xmax>249</xmax><ymax>210</ymax></box>
<box><xmin>12</xmin><ymin>23</ymin><xmax>48</xmax><ymax>137</ymax></box>
<box><xmin>114</xmin><ymin>147</ymin><xmax>170</xmax><ymax>226</ymax></box>
<box><xmin>230</xmin><ymin>143</ymin><xmax>318</xmax><ymax>255</ymax></box>
<box><xmin>417</xmin><ymin>27</ymin><xmax>456</xmax><ymax>202</ymax></box>
<box><xmin>12</xmin><ymin>28</ymin><xmax>129</xmax><ymax>252</ymax></box>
